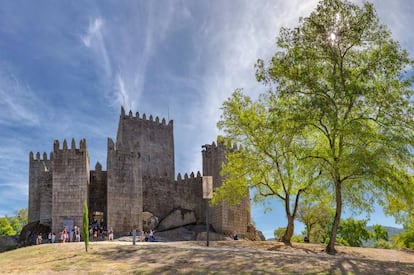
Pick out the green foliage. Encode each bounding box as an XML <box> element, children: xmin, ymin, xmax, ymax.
<box><xmin>338</xmin><ymin>218</ymin><xmax>372</xmax><ymax>247</ymax></box>
<box><xmin>82</xmin><ymin>201</ymin><xmax>89</xmax><ymax>252</ymax></box>
<box><xmin>255</xmin><ymin>0</ymin><xmax>414</xmax><ymax>254</ymax></box>
<box><xmin>372</xmin><ymin>224</ymin><xmax>388</xmax><ymax>242</ymax></box>
<box><xmin>273</xmin><ymin>227</ymin><xmax>286</xmax><ymax>240</ymax></box>
<box><xmin>393</xmin><ymin>231</ymin><xmax>414</xmax><ymax>250</ymax></box>
<box><xmin>334</xmin><ymin>237</ymin><xmax>349</xmax><ymax>246</ymax></box>
<box><xmin>297</xmin><ymin>201</ymin><xmax>334</xmax><ymax>243</ymax></box>
<box><xmin>0</xmin><ymin>208</ymin><xmax>27</xmax><ymax>236</ymax></box>
<box><xmin>214</xmin><ymin>89</ymin><xmax>323</xmax><ymax>244</ymax></box>
<box><xmin>374</xmin><ymin>239</ymin><xmax>392</xmax><ymax>249</ymax></box>
<box><xmin>291</xmin><ymin>235</ymin><xmax>305</xmax><ymax>243</ymax></box>
<box><xmin>393</xmin><ymin>216</ymin><xmax>414</xmax><ymax>249</ymax></box>
<box><xmin>0</xmin><ymin>217</ymin><xmax>16</xmax><ymax>236</ymax></box>
<box><xmin>7</xmin><ymin>209</ymin><xmax>27</xmax><ymax>235</ymax></box>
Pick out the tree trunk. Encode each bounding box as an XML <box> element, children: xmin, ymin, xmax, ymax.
<box><xmin>326</xmin><ymin>181</ymin><xmax>342</xmax><ymax>255</ymax></box>
<box><xmin>282</xmin><ymin>215</ymin><xmax>294</xmax><ymax>245</ymax></box>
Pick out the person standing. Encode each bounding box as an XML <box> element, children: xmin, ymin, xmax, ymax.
<box><xmin>132</xmin><ymin>227</ymin><xmax>137</xmax><ymax>245</ymax></box>
<box><xmin>36</xmin><ymin>233</ymin><xmax>43</xmax><ymax>245</ymax></box>
<box><xmin>75</xmin><ymin>226</ymin><xmax>81</xmax><ymax>242</ymax></box>
<box><xmin>108</xmin><ymin>227</ymin><xmax>114</xmax><ymax>241</ymax></box>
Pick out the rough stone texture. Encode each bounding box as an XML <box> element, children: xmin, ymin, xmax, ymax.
<box><xmin>51</xmin><ymin>139</ymin><xmax>89</xmax><ymax>235</ymax></box>
<box><xmin>196</xmin><ymin>231</ymin><xmax>229</xmax><ymax>241</ymax></box>
<box><xmin>28</xmin><ymin>108</ymin><xmax>252</xmax><ymax>239</ymax></box>
<box><xmin>0</xmin><ymin>236</ymin><xmax>19</xmax><ymax>252</ymax></box>
<box><xmin>89</xmin><ymin>162</ymin><xmax>107</xmax><ymax>223</ymax></box>
<box><xmin>39</xmin><ymin>169</ymin><xmax>52</xmax><ymax>225</ymax></box>
<box><xmin>157</xmin><ymin>208</ymin><xmax>197</xmax><ymax>231</ymax></box>
<box><xmin>142</xmin><ymin>212</ymin><xmax>159</xmax><ymax>231</ymax></box>
<box><xmin>19</xmin><ymin>221</ymin><xmax>51</xmax><ymax>246</ymax></box>
<box><xmin>202</xmin><ymin>142</ymin><xmax>251</xmax><ymax>235</ymax></box>
<box><xmin>107</xmin><ymin>138</ymin><xmax>142</xmax><ymax>234</ymax></box>
<box><xmin>28</xmin><ymin>152</ymin><xmax>53</xmax><ymax>224</ymax></box>
<box><xmin>116</xmin><ymin>107</ymin><xmax>174</xmax><ymax>180</ymax></box>
<box><xmin>155</xmin><ymin>226</ymin><xmax>197</xmax><ymax>241</ymax></box>
<box><xmin>246</xmin><ymin>223</ymin><xmax>266</xmax><ymax>241</ymax></box>
<box><xmin>142</xmin><ymin>174</ymin><xmax>203</xmax><ymax>224</ymax></box>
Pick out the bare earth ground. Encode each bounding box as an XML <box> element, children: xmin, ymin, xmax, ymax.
<box><xmin>0</xmin><ymin>240</ymin><xmax>413</xmax><ymax>274</ymax></box>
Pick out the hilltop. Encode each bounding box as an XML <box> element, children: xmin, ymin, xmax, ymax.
<box><xmin>0</xmin><ymin>240</ymin><xmax>413</xmax><ymax>274</ymax></box>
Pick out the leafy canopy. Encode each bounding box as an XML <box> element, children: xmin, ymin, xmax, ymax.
<box><xmin>256</xmin><ymin>0</ymin><xmax>414</xmax><ymax>254</ymax></box>
<box><xmin>214</xmin><ymin>90</ymin><xmax>323</xmax><ymax>243</ymax></box>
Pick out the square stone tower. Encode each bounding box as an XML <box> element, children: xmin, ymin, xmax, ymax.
<box><xmin>202</xmin><ymin>141</ymin><xmax>250</xmax><ymax>235</ymax></box>
<box><xmin>28</xmin><ymin>152</ymin><xmax>53</xmax><ymax>225</ymax></box>
<box><xmin>106</xmin><ymin>137</ymin><xmax>142</xmax><ymax>234</ymax></box>
<box><xmin>51</xmin><ymin>139</ymin><xmax>90</xmax><ymax>234</ymax></box>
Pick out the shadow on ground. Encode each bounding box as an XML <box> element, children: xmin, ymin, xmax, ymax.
<box><xmin>92</xmin><ymin>242</ymin><xmax>414</xmax><ymax>274</ymax></box>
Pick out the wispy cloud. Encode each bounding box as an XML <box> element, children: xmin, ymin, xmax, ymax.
<box><xmin>172</xmin><ymin>0</ymin><xmax>319</xmax><ymax>174</ymax></box>
<box><xmin>0</xmin><ymin>65</ymin><xmax>42</xmax><ymax>126</ymax></box>
<box><xmin>81</xmin><ymin>17</ymin><xmax>111</xmax><ymax>77</ymax></box>
<box><xmin>80</xmin><ymin>2</ymin><xmax>181</xmax><ymax>112</ymax></box>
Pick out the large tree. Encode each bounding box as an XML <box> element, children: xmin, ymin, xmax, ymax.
<box><xmin>256</xmin><ymin>0</ymin><xmax>414</xmax><ymax>254</ymax></box>
<box><xmin>214</xmin><ymin>90</ymin><xmax>322</xmax><ymax>244</ymax></box>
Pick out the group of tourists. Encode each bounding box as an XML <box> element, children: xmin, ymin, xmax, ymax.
<box><xmin>60</xmin><ymin>226</ymin><xmax>81</xmax><ymax>243</ymax></box>
<box><xmin>132</xmin><ymin>229</ymin><xmax>156</xmax><ymax>245</ymax></box>
<box><xmin>36</xmin><ymin>224</ymin><xmax>161</xmax><ymax>245</ymax></box>
<box><xmin>36</xmin><ymin>232</ymin><xmax>56</xmax><ymax>245</ymax></box>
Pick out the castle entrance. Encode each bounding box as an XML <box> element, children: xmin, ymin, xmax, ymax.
<box><xmin>91</xmin><ymin>211</ymin><xmax>105</xmax><ymax>229</ymax></box>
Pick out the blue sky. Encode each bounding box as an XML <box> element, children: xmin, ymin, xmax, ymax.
<box><xmin>0</xmin><ymin>0</ymin><xmax>412</xmax><ymax>239</ymax></box>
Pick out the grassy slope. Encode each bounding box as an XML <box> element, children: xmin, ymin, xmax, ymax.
<box><xmin>1</xmin><ymin>241</ymin><xmax>413</xmax><ymax>274</ymax></box>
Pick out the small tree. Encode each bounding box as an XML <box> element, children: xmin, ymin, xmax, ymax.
<box><xmin>372</xmin><ymin>224</ymin><xmax>388</xmax><ymax>242</ymax></box>
<box><xmin>337</xmin><ymin>218</ymin><xmax>371</xmax><ymax>247</ymax></box>
<box><xmin>274</xmin><ymin>227</ymin><xmax>287</xmax><ymax>241</ymax></box>
<box><xmin>0</xmin><ymin>217</ymin><xmax>16</xmax><ymax>236</ymax></box>
<box><xmin>82</xmin><ymin>201</ymin><xmax>89</xmax><ymax>252</ymax></box>
<box><xmin>297</xmin><ymin>201</ymin><xmax>334</xmax><ymax>243</ymax></box>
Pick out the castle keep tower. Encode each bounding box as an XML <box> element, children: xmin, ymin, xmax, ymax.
<box><xmin>116</xmin><ymin>107</ymin><xmax>174</xmax><ymax>179</ymax></box>
<box><xmin>51</xmin><ymin>139</ymin><xmax>90</xmax><ymax>234</ymax></box>
<box><xmin>28</xmin><ymin>152</ymin><xmax>53</xmax><ymax>225</ymax></box>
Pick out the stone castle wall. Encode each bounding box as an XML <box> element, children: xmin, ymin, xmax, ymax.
<box><xmin>202</xmin><ymin>141</ymin><xmax>250</xmax><ymax>235</ymax></box>
<box><xmin>116</xmin><ymin>108</ymin><xmax>174</xmax><ymax>180</ymax></box>
<box><xmin>28</xmin><ymin>108</ymin><xmax>251</xmax><ymax>238</ymax></box>
<box><xmin>142</xmin><ymin>173</ymin><xmax>204</xmax><ymax>224</ymax></box>
<box><xmin>39</xmin><ymin>169</ymin><xmax>52</xmax><ymax>225</ymax></box>
<box><xmin>51</xmin><ymin>139</ymin><xmax>90</xmax><ymax>234</ymax></box>
<box><xmin>28</xmin><ymin>152</ymin><xmax>53</xmax><ymax>224</ymax></box>
<box><xmin>106</xmin><ymin>138</ymin><xmax>142</xmax><ymax>234</ymax></box>
<box><xmin>89</xmin><ymin>162</ymin><xmax>107</xmax><ymax>224</ymax></box>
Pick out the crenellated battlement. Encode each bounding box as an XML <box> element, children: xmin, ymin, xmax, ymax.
<box><xmin>175</xmin><ymin>171</ymin><xmax>202</xmax><ymax>184</ymax></box>
<box><xmin>29</xmin><ymin>151</ymin><xmax>53</xmax><ymax>161</ymax></box>
<box><xmin>28</xmin><ymin>106</ymin><xmax>251</xmax><ymax>238</ymax></box>
<box><xmin>120</xmin><ymin>106</ymin><xmax>173</xmax><ymax>127</ymax></box>
<box><xmin>53</xmin><ymin>138</ymin><xmax>87</xmax><ymax>153</ymax></box>
<box><xmin>202</xmin><ymin>138</ymin><xmax>242</xmax><ymax>154</ymax></box>
<box><xmin>141</xmin><ymin>171</ymin><xmax>202</xmax><ymax>186</ymax></box>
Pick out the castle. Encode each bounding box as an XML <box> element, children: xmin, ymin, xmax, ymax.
<box><xmin>28</xmin><ymin>107</ymin><xmax>251</xmax><ymax>238</ymax></box>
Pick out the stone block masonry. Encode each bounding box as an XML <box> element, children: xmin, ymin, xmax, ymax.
<box><xmin>51</xmin><ymin>139</ymin><xmax>89</xmax><ymax>235</ymax></box>
<box><xmin>28</xmin><ymin>107</ymin><xmax>251</xmax><ymax>238</ymax></box>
